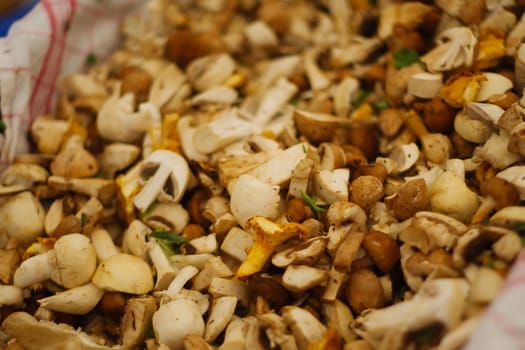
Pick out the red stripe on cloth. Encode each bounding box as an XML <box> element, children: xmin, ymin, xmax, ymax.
<box><xmin>28</xmin><ymin>0</ymin><xmax>77</xmax><ymax>121</ymax></box>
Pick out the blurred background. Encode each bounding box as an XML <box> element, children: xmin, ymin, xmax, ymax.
<box><xmin>0</xmin><ymin>0</ymin><xmax>39</xmax><ymax>37</ymax></box>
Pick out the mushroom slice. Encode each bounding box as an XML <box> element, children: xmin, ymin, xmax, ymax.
<box><xmin>322</xmin><ymin>299</ymin><xmax>357</xmax><ymax>343</ymax></box>
<box><xmin>50</xmin><ymin>135</ymin><xmax>99</xmax><ymax>178</ymax></box>
<box><xmin>469</xmin><ymin>267</ymin><xmax>505</xmax><ymax>304</ymax></box>
<box><xmin>59</xmin><ymin>74</ymin><xmax>107</xmax><ymax>98</ymax></box>
<box><xmin>148</xmin><ymin>63</ymin><xmax>187</xmax><ymax>109</ymax></box>
<box><xmin>463</xmin><ymin>102</ymin><xmax>505</xmax><ymax>126</ymax></box>
<box><xmin>407</xmin><ymin>73</ymin><xmax>443</xmax><ymax>99</ymax></box>
<box><xmin>30</xmin><ymin>116</ymin><xmax>69</xmax><ymax>154</ymax></box>
<box><xmin>229</xmin><ymin>174</ymin><xmax>281</xmax><ymax>227</ymax></box>
<box><xmin>97</xmin><ymin>88</ymin><xmax>154</xmax><ymax>143</ymax></box>
<box><xmin>247</xmin><ymin>142</ymin><xmax>310</xmax><ymax>185</ymax></box>
<box><xmin>489</xmin><ymin>206</ymin><xmax>525</xmax><ymax>228</ymax></box>
<box><xmin>496</xmin><ymin>166</ymin><xmax>525</xmax><ymax>200</ymax></box>
<box><xmin>92</xmin><ymin>253</ymin><xmax>154</xmax><ymax>294</ymax></box>
<box><xmin>272</xmin><ymin>236</ymin><xmax>328</xmax><ymax>268</ymax></box>
<box><xmin>293</xmin><ymin>110</ymin><xmax>347</xmax><ymax>145</ymax></box>
<box><xmin>193</xmin><ymin>109</ymin><xmax>259</xmax><ymax>154</ymax></box>
<box><xmin>452</xmin><ymin>225</ymin><xmax>513</xmax><ymax>268</ymax></box>
<box><xmin>133</xmin><ymin>149</ymin><xmax>190</xmax><ymax>212</ymax></box>
<box><xmin>143</xmin><ymin>202</ymin><xmax>189</xmax><ymax>233</ymax></box>
<box><xmin>282</xmin><ymin>265</ymin><xmax>328</xmax><ymax>293</ymax></box>
<box><xmin>475</xmin><ymin>73</ymin><xmax>513</xmax><ymax>102</ymax></box>
<box><xmin>204</xmin><ymin>296</ymin><xmax>238</xmax><ymax>343</ymax></box>
<box><xmin>1</xmin><ymin>163</ymin><xmax>48</xmax><ymax>188</ymax></box>
<box><xmin>421</xmin><ymin>27</ymin><xmax>477</xmax><ymax>73</ymax></box>
<box><xmin>399</xmin><ymin>211</ymin><xmax>467</xmax><ymax>254</ymax></box>
<box><xmin>98</xmin><ymin>143</ymin><xmax>141</xmax><ymax>178</ymax></box>
<box><xmin>2</xmin><ymin>312</ymin><xmax>125</xmax><ymax>350</ymax></box>
<box><xmin>120</xmin><ymin>296</ymin><xmax>157</xmax><ymax>348</ymax></box>
<box><xmin>48</xmin><ymin>176</ymin><xmax>116</xmax><ymax>204</ymax></box>
<box><xmin>186</xmin><ymin>53</ymin><xmax>236</xmax><ymax>92</ymax></box>
<box><xmin>313</xmin><ymin>168</ymin><xmax>350</xmax><ymax>204</ymax></box>
<box><xmin>220</xmin><ymin>227</ymin><xmax>254</xmax><ymax>262</ymax></box>
<box><xmin>281</xmin><ymin>306</ymin><xmax>326</xmax><ymax>350</ymax></box>
<box><xmin>352</xmin><ymin>278</ymin><xmax>469</xmax><ymax>349</ymax></box>
<box><xmin>388</xmin><ymin>143</ymin><xmax>420</xmax><ymax>174</ymax></box>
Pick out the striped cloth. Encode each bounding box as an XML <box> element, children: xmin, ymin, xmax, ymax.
<box><xmin>0</xmin><ymin>0</ymin><xmax>142</xmax><ymax>167</ymax></box>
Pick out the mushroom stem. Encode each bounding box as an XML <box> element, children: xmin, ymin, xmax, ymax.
<box><xmin>91</xmin><ymin>228</ymin><xmax>120</xmax><ymax>261</ymax></box>
<box><xmin>133</xmin><ymin>163</ymin><xmax>172</xmax><ymax>212</ymax></box>
<box><xmin>148</xmin><ymin>241</ymin><xmax>179</xmax><ymax>291</ymax></box>
<box><xmin>470</xmin><ymin>196</ymin><xmax>496</xmax><ymax>224</ymax></box>
<box><xmin>13</xmin><ymin>253</ymin><xmax>51</xmax><ymax>288</ymax></box>
<box><xmin>166</xmin><ymin>265</ymin><xmax>199</xmax><ymax>296</ymax></box>
<box><xmin>0</xmin><ymin>285</ymin><xmax>24</xmax><ymax>306</ymax></box>
<box><xmin>218</xmin><ymin>317</ymin><xmax>246</xmax><ymax>350</ymax></box>
<box><xmin>404</xmin><ymin>109</ymin><xmax>429</xmax><ymax>137</ymax></box>
<box><xmin>37</xmin><ymin>283</ymin><xmax>104</xmax><ymax>315</ymax></box>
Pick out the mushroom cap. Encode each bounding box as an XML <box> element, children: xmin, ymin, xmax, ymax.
<box><xmin>48</xmin><ymin>233</ymin><xmax>97</xmax><ymax>289</ymax></box>
<box><xmin>153</xmin><ymin>299</ymin><xmax>205</xmax><ymax>350</ymax></box>
<box><xmin>480</xmin><ymin>177</ymin><xmax>520</xmax><ymax>209</ymax></box>
<box><xmin>0</xmin><ymin>191</ymin><xmax>45</xmax><ymax>246</ymax></box>
<box><xmin>92</xmin><ymin>253</ymin><xmax>154</xmax><ymax>294</ymax></box>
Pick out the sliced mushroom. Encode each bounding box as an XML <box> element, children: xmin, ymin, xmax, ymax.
<box><xmin>50</xmin><ymin>135</ymin><xmax>99</xmax><ymax>178</ymax></box>
<box><xmin>37</xmin><ymin>283</ymin><xmax>104</xmax><ymax>315</ymax></box>
<box><xmin>133</xmin><ymin>150</ymin><xmax>190</xmax><ymax>212</ymax></box>
<box><xmin>98</xmin><ymin>143</ymin><xmax>141</xmax><ymax>178</ymax></box>
<box><xmin>281</xmin><ymin>306</ymin><xmax>326</xmax><ymax>350</ymax></box>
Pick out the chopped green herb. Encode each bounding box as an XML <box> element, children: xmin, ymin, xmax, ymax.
<box><xmin>142</xmin><ymin>201</ymin><xmax>158</xmax><ymax>217</ymax></box>
<box><xmin>0</xmin><ymin>120</ymin><xmax>5</xmax><ymax>134</ymax></box>
<box><xmin>485</xmin><ymin>259</ymin><xmax>495</xmax><ymax>268</ymax></box>
<box><xmin>302</xmin><ymin>144</ymin><xmax>307</xmax><ymax>153</ymax></box>
<box><xmin>393</xmin><ymin>48</ymin><xmax>420</xmax><ymax>69</ymax></box>
<box><xmin>353</xmin><ymin>89</ymin><xmax>371</xmax><ymax>107</ymax></box>
<box><xmin>373</xmin><ymin>98</ymin><xmax>390</xmax><ymax>110</ymax></box>
<box><xmin>300</xmin><ymin>190</ymin><xmax>326</xmax><ymax>219</ymax></box>
<box><xmin>86</xmin><ymin>53</ymin><xmax>97</xmax><ymax>66</ymax></box>
<box><xmin>289</xmin><ymin>97</ymin><xmax>299</xmax><ymax>105</ymax></box>
<box><xmin>80</xmin><ymin>213</ymin><xmax>87</xmax><ymax>228</ymax></box>
<box><xmin>150</xmin><ymin>229</ymin><xmax>187</xmax><ymax>244</ymax></box>
<box><xmin>512</xmin><ymin>223</ymin><xmax>525</xmax><ymax>234</ymax></box>
<box><xmin>156</xmin><ymin>238</ymin><xmax>177</xmax><ymax>257</ymax></box>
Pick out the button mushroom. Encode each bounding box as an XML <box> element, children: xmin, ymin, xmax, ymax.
<box><xmin>14</xmin><ymin>233</ymin><xmax>96</xmax><ymax>289</ymax></box>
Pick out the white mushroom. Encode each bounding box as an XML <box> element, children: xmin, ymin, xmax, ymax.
<box><xmin>496</xmin><ymin>166</ymin><xmax>525</xmax><ymax>200</ymax></box>
<box><xmin>122</xmin><ymin>219</ymin><xmax>151</xmax><ymax>258</ymax></box>
<box><xmin>133</xmin><ymin>149</ymin><xmax>190</xmax><ymax>212</ymax></box>
<box><xmin>204</xmin><ymin>296</ymin><xmax>238</xmax><ymax>343</ymax></box>
<box><xmin>421</xmin><ymin>27</ymin><xmax>477</xmax><ymax>73</ymax></box>
<box><xmin>251</xmin><ymin>78</ymin><xmax>298</xmax><ymax>126</ymax></box>
<box><xmin>0</xmin><ymin>285</ymin><xmax>24</xmax><ymax>306</ymax></box>
<box><xmin>148</xmin><ymin>240</ymin><xmax>179</xmax><ymax>291</ymax></box>
<box><xmin>475</xmin><ymin>73</ymin><xmax>513</xmax><ymax>102</ymax></box>
<box><xmin>50</xmin><ymin>135</ymin><xmax>99</xmax><ymax>178</ymax></box>
<box><xmin>475</xmin><ymin>131</ymin><xmax>521</xmax><ymax>169</ymax></box>
<box><xmin>220</xmin><ymin>227</ymin><xmax>255</xmax><ymax>262</ymax></box>
<box><xmin>91</xmin><ymin>253</ymin><xmax>154</xmax><ymax>294</ymax></box>
<box><xmin>282</xmin><ymin>265</ymin><xmax>328</xmax><ymax>292</ymax></box>
<box><xmin>148</xmin><ymin>63</ymin><xmax>188</xmax><ymax>109</ymax></box>
<box><xmin>430</xmin><ymin>171</ymin><xmax>479</xmax><ymax>223</ymax></box>
<box><xmin>90</xmin><ymin>227</ymin><xmax>120</xmax><ymax>261</ymax></box>
<box><xmin>407</xmin><ymin>73</ymin><xmax>443</xmax><ymax>99</ymax></box>
<box><xmin>218</xmin><ymin>316</ymin><xmax>246</xmax><ymax>350</ymax></box>
<box><xmin>152</xmin><ymin>299</ymin><xmax>205</xmax><ymax>350</ymax></box>
<box><xmin>281</xmin><ymin>306</ymin><xmax>327</xmax><ymax>350</ymax></box>
<box><xmin>352</xmin><ymin>278</ymin><xmax>469</xmax><ymax>348</ymax></box>
<box><xmin>30</xmin><ymin>116</ymin><xmax>69</xmax><ymax>154</ymax></box>
<box><xmin>2</xmin><ymin>312</ymin><xmax>125</xmax><ymax>350</ymax></box>
<box><xmin>59</xmin><ymin>74</ymin><xmax>107</xmax><ymax>98</ymax></box>
<box><xmin>120</xmin><ymin>296</ymin><xmax>157</xmax><ymax>348</ymax></box>
<box><xmin>0</xmin><ymin>191</ymin><xmax>45</xmax><ymax>246</ymax></box>
<box><xmin>228</xmin><ymin>174</ymin><xmax>281</xmax><ymax>227</ymax></box>
<box><xmin>244</xmin><ymin>20</ymin><xmax>279</xmax><ymax>48</ymax></box>
<box><xmin>97</xmin><ymin>143</ymin><xmax>141</xmax><ymax>178</ymax></box>
<box><xmin>333</xmin><ymin>76</ymin><xmax>360</xmax><ymax>117</ymax></box>
<box><xmin>96</xmin><ymin>88</ymin><xmax>154</xmax><ymax>143</ymax></box>
<box><xmin>37</xmin><ymin>283</ymin><xmax>104</xmax><ymax>315</ymax></box>
<box><xmin>13</xmin><ymin>233</ymin><xmax>97</xmax><ymax>289</ymax></box>
<box><xmin>177</xmin><ymin>116</ymin><xmax>210</xmax><ymax>162</ymax></box>
<box><xmin>192</xmin><ymin>256</ymin><xmax>234</xmax><ymax>291</ymax></box>
<box><xmin>186</xmin><ymin>54</ymin><xmax>236</xmax><ymax>92</ymax></box>
<box><xmin>453</xmin><ymin>111</ymin><xmax>493</xmax><ymax>144</ymax></box>
<box><xmin>143</xmin><ymin>202</ymin><xmax>190</xmax><ymax>233</ymax></box>
<box><xmin>388</xmin><ymin>143</ymin><xmax>420</xmax><ymax>174</ymax></box>
<box><xmin>313</xmin><ymin>168</ymin><xmax>350</xmax><ymax>204</ymax></box>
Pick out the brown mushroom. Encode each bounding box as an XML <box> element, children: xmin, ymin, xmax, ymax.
<box><xmin>349</xmin><ymin>175</ymin><xmax>384</xmax><ymax>212</ymax></box>
<box><xmin>362</xmin><ymin>230</ymin><xmax>401</xmax><ymax>274</ymax></box>
<box><xmin>345</xmin><ymin>268</ymin><xmax>385</xmax><ymax>314</ymax></box>
<box><xmin>471</xmin><ymin>177</ymin><xmax>520</xmax><ymax>224</ymax></box>
<box><xmin>391</xmin><ymin>179</ymin><xmax>430</xmax><ymax>220</ymax></box>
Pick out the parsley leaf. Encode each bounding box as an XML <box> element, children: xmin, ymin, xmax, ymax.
<box><xmin>393</xmin><ymin>48</ymin><xmax>420</xmax><ymax>69</ymax></box>
<box><xmin>0</xmin><ymin>120</ymin><xmax>5</xmax><ymax>134</ymax></box>
<box><xmin>80</xmin><ymin>213</ymin><xmax>87</xmax><ymax>228</ymax></box>
<box><xmin>300</xmin><ymin>190</ymin><xmax>326</xmax><ymax>219</ymax></box>
<box><xmin>150</xmin><ymin>229</ymin><xmax>187</xmax><ymax>244</ymax></box>
<box><xmin>353</xmin><ymin>89</ymin><xmax>371</xmax><ymax>107</ymax></box>
<box><xmin>142</xmin><ymin>201</ymin><xmax>158</xmax><ymax>217</ymax></box>
<box><xmin>86</xmin><ymin>53</ymin><xmax>97</xmax><ymax>67</ymax></box>
<box><xmin>373</xmin><ymin>98</ymin><xmax>390</xmax><ymax>110</ymax></box>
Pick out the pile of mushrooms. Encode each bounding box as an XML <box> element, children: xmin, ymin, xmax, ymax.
<box><xmin>2</xmin><ymin>0</ymin><xmax>525</xmax><ymax>349</ymax></box>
